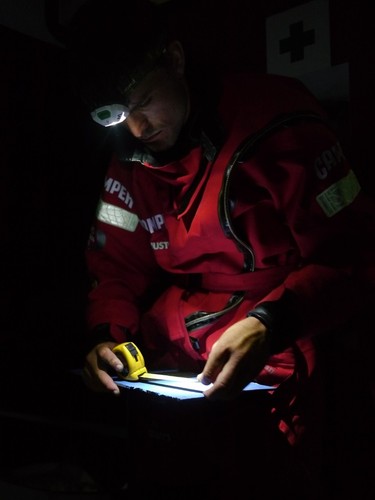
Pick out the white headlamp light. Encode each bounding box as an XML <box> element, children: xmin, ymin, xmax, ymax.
<box><xmin>90</xmin><ymin>104</ymin><xmax>129</xmax><ymax>127</ymax></box>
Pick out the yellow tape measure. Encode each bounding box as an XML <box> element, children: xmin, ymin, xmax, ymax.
<box><xmin>112</xmin><ymin>342</ymin><xmax>208</xmax><ymax>391</ymax></box>
<box><xmin>112</xmin><ymin>342</ymin><xmax>148</xmax><ymax>381</ymax></box>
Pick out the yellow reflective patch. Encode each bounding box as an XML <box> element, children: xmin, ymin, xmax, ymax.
<box><xmin>316</xmin><ymin>170</ymin><xmax>361</xmax><ymax>217</ymax></box>
<box><xmin>96</xmin><ymin>199</ymin><xmax>139</xmax><ymax>231</ymax></box>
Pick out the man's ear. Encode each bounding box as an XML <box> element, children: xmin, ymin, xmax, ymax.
<box><xmin>166</xmin><ymin>40</ymin><xmax>185</xmax><ymax>76</ymax></box>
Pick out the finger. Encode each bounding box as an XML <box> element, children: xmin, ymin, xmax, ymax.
<box><xmin>97</xmin><ymin>370</ymin><xmax>121</xmax><ymax>394</ymax></box>
<box><xmin>203</xmin><ymin>354</ymin><xmax>265</xmax><ymax>401</ymax></box>
<box><xmin>202</xmin><ymin>359</ymin><xmax>237</xmax><ymax>400</ymax></box>
<box><xmin>83</xmin><ymin>345</ymin><xmax>122</xmax><ymax>394</ymax></box>
<box><xmin>97</xmin><ymin>345</ymin><xmax>124</xmax><ymax>372</ymax></box>
<box><xmin>198</xmin><ymin>342</ymin><xmax>229</xmax><ymax>384</ymax></box>
<box><xmin>82</xmin><ymin>364</ymin><xmax>120</xmax><ymax>395</ymax></box>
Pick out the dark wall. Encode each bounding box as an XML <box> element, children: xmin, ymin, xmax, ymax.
<box><xmin>0</xmin><ymin>24</ymin><xmax>108</xmax><ymax>372</ymax></box>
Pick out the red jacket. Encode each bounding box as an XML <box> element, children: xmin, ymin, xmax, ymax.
<box><xmin>86</xmin><ymin>73</ymin><xmax>375</xmax><ymax>443</ymax></box>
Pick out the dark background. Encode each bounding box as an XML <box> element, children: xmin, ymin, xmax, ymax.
<box><xmin>0</xmin><ymin>0</ymin><xmax>374</xmax><ymax>498</ymax></box>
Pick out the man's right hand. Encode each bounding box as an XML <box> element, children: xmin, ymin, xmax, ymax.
<box><xmin>82</xmin><ymin>341</ymin><xmax>125</xmax><ymax>395</ymax></box>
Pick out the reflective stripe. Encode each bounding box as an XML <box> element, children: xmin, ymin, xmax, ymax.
<box><xmin>316</xmin><ymin>169</ymin><xmax>361</xmax><ymax>217</ymax></box>
<box><xmin>96</xmin><ymin>200</ymin><xmax>139</xmax><ymax>231</ymax></box>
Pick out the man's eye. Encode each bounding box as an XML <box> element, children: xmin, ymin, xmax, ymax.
<box><xmin>137</xmin><ymin>97</ymin><xmax>151</xmax><ymax>109</ymax></box>
<box><xmin>128</xmin><ymin>96</ymin><xmax>151</xmax><ymax>114</ymax></box>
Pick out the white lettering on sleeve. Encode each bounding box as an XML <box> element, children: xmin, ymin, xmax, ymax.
<box><xmin>104</xmin><ymin>177</ymin><xmax>134</xmax><ymax>208</ymax></box>
<box><xmin>139</xmin><ymin>214</ymin><xmax>165</xmax><ymax>234</ymax></box>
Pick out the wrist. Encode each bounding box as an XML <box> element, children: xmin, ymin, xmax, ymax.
<box><xmin>246</xmin><ymin>290</ymin><xmax>300</xmax><ymax>354</ymax></box>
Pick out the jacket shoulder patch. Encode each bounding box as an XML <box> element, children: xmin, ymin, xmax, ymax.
<box><xmin>316</xmin><ymin>170</ymin><xmax>361</xmax><ymax>217</ymax></box>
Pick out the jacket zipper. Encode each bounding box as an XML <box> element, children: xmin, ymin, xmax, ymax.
<box><xmin>218</xmin><ymin>111</ymin><xmax>325</xmax><ymax>272</ymax></box>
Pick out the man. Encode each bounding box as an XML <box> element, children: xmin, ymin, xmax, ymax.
<box><xmin>67</xmin><ymin>0</ymin><xmax>375</xmax><ymax>497</ymax></box>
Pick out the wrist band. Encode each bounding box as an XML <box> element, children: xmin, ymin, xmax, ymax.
<box><xmin>246</xmin><ymin>292</ymin><xmax>300</xmax><ymax>354</ymax></box>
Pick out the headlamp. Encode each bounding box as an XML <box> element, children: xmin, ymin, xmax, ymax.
<box><xmin>87</xmin><ymin>44</ymin><xmax>167</xmax><ymax>128</ymax></box>
<box><xmin>90</xmin><ymin>104</ymin><xmax>129</xmax><ymax>127</ymax></box>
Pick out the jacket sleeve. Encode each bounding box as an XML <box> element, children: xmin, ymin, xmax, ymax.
<box><xmin>85</xmin><ymin>156</ymin><xmax>162</xmax><ymax>346</ymax></box>
<box><xmin>240</xmin><ymin>118</ymin><xmax>375</xmax><ymax>349</ymax></box>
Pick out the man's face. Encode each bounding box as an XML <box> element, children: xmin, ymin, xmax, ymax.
<box><xmin>122</xmin><ymin>64</ymin><xmax>190</xmax><ymax>153</ymax></box>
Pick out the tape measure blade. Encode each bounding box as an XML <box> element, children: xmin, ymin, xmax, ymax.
<box><xmin>138</xmin><ymin>373</ymin><xmax>211</xmax><ymax>392</ymax></box>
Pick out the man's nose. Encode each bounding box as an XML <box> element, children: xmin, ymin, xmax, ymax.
<box><xmin>126</xmin><ymin>111</ymin><xmax>150</xmax><ymax>139</ymax></box>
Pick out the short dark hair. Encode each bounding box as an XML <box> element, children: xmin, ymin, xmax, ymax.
<box><xmin>66</xmin><ymin>0</ymin><xmax>168</xmax><ymax>110</ymax></box>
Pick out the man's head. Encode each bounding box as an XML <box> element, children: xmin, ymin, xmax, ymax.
<box><xmin>68</xmin><ymin>0</ymin><xmax>190</xmax><ymax>152</ymax></box>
